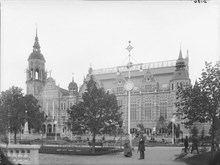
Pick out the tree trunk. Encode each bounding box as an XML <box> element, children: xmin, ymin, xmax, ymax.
<box><xmin>211</xmin><ymin>119</ymin><xmax>216</xmax><ymax>158</ymax></box>
<box><xmin>14</xmin><ymin>131</ymin><xmax>17</xmax><ymax>144</ymax></box>
<box><xmin>92</xmin><ymin>132</ymin><xmax>96</xmax><ymax>153</ymax></box>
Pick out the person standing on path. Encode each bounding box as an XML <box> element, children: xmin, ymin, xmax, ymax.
<box><xmin>184</xmin><ymin>136</ymin><xmax>189</xmax><ymax>153</ymax></box>
<box><xmin>124</xmin><ymin>134</ymin><xmax>132</xmax><ymax>157</ymax></box>
<box><xmin>138</xmin><ymin>134</ymin><xmax>145</xmax><ymax>159</ymax></box>
<box><xmin>191</xmin><ymin>136</ymin><xmax>199</xmax><ymax>154</ymax></box>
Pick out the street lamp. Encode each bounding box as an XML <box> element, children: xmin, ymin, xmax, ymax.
<box><xmin>54</xmin><ymin>120</ymin><xmax>57</xmax><ymax>141</ymax></box>
<box><xmin>124</xmin><ymin>41</ymin><xmax>134</xmax><ymax>148</ymax></box>
<box><xmin>171</xmin><ymin>116</ymin><xmax>176</xmax><ymax>144</ymax></box>
<box><xmin>24</xmin><ymin>110</ymin><xmax>29</xmax><ymax>135</ymax></box>
<box><xmin>117</xmin><ymin>41</ymin><xmax>143</xmax><ymax>148</ymax></box>
<box><xmin>7</xmin><ymin>106</ymin><xmax>10</xmax><ymax>146</ymax></box>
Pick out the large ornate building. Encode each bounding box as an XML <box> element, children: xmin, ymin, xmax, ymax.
<box><xmin>26</xmin><ymin>31</ymin><xmax>194</xmax><ymax>137</ymax></box>
<box><xmin>80</xmin><ymin>44</ymin><xmax>191</xmax><ymax>137</ymax></box>
<box><xmin>26</xmin><ymin>31</ymin><xmax>78</xmax><ymax>136</ymax></box>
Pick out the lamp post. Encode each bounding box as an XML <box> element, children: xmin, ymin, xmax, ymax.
<box><xmin>124</xmin><ymin>41</ymin><xmax>134</xmax><ymax>148</ymax></box>
<box><xmin>54</xmin><ymin>120</ymin><xmax>57</xmax><ymax>141</ymax></box>
<box><xmin>55</xmin><ymin>85</ymin><xmax>61</xmax><ymax>141</ymax></box>
<box><xmin>117</xmin><ymin>41</ymin><xmax>143</xmax><ymax>148</ymax></box>
<box><xmin>171</xmin><ymin>116</ymin><xmax>175</xmax><ymax>144</ymax></box>
<box><xmin>7</xmin><ymin>106</ymin><xmax>10</xmax><ymax>146</ymax></box>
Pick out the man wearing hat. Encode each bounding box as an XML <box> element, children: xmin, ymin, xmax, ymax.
<box><xmin>138</xmin><ymin>133</ymin><xmax>145</xmax><ymax>159</ymax></box>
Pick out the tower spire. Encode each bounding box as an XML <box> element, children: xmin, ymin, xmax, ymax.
<box><xmin>179</xmin><ymin>47</ymin><xmax>183</xmax><ymax>59</ymax></box>
<box><xmin>33</xmin><ymin>26</ymin><xmax>40</xmax><ymax>51</ymax></box>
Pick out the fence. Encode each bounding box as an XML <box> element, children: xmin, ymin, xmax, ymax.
<box><xmin>0</xmin><ymin>144</ymin><xmax>40</xmax><ymax>165</ymax></box>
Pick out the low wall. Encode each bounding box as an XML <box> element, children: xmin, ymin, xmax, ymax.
<box><xmin>0</xmin><ymin>144</ymin><xmax>40</xmax><ymax>165</ymax></box>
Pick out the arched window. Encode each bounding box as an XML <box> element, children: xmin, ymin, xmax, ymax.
<box><xmin>35</xmin><ymin>68</ymin><xmax>40</xmax><ymax>80</ymax></box>
<box><xmin>30</xmin><ymin>68</ymin><xmax>33</xmax><ymax>80</ymax></box>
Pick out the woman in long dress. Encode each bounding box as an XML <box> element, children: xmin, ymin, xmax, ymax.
<box><xmin>124</xmin><ymin>134</ymin><xmax>132</xmax><ymax>157</ymax></box>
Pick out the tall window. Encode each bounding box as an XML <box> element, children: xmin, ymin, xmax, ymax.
<box><xmin>131</xmin><ymin>103</ymin><xmax>137</xmax><ymax>121</ymax></box>
<box><xmin>61</xmin><ymin>102</ymin><xmax>64</xmax><ymax>110</ymax></box>
<box><xmin>160</xmin><ymin>99</ymin><xmax>167</xmax><ymax>119</ymax></box>
<box><xmin>35</xmin><ymin>68</ymin><xmax>39</xmax><ymax>80</ymax></box>
<box><xmin>30</xmin><ymin>69</ymin><xmax>33</xmax><ymax>79</ymax></box>
<box><xmin>145</xmin><ymin>99</ymin><xmax>152</xmax><ymax>119</ymax></box>
<box><xmin>145</xmin><ymin>84</ymin><xmax>152</xmax><ymax>92</ymax></box>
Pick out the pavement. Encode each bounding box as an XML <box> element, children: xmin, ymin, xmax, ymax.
<box><xmin>39</xmin><ymin>146</ymin><xmax>187</xmax><ymax>165</ymax></box>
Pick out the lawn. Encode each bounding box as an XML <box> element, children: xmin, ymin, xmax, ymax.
<box><xmin>184</xmin><ymin>151</ymin><xmax>220</xmax><ymax>165</ymax></box>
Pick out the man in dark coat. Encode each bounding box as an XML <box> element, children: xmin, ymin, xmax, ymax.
<box><xmin>191</xmin><ymin>136</ymin><xmax>199</xmax><ymax>154</ymax></box>
<box><xmin>138</xmin><ymin>134</ymin><xmax>145</xmax><ymax>159</ymax></box>
<box><xmin>184</xmin><ymin>136</ymin><xmax>189</xmax><ymax>152</ymax></box>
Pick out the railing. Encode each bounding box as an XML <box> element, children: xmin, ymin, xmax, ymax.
<box><xmin>0</xmin><ymin>144</ymin><xmax>40</xmax><ymax>165</ymax></box>
<box><xmin>93</xmin><ymin>60</ymin><xmax>177</xmax><ymax>75</ymax></box>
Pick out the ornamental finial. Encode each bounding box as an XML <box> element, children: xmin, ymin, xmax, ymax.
<box><xmin>126</xmin><ymin>41</ymin><xmax>133</xmax><ymax>53</ymax></box>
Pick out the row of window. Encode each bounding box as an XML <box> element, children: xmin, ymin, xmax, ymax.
<box><xmin>60</xmin><ymin>101</ymin><xmax>76</xmax><ymax>110</ymax></box>
<box><xmin>45</xmin><ymin>101</ymin><xmax>76</xmax><ymax>113</ymax></box>
<box><xmin>171</xmin><ymin>81</ymin><xmax>189</xmax><ymax>91</ymax></box>
<box><xmin>116</xmin><ymin>81</ymin><xmax>189</xmax><ymax>94</ymax></box>
<box><xmin>118</xmin><ymin>98</ymin><xmax>170</xmax><ymax>120</ymax></box>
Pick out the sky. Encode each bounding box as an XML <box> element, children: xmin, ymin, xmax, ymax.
<box><xmin>1</xmin><ymin>0</ymin><xmax>220</xmax><ymax>93</ymax></box>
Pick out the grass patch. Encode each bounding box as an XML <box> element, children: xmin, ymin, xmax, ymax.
<box><xmin>184</xmin><ymin>152</ymin><xmax>218</xmax><ymax>165</ymax></box>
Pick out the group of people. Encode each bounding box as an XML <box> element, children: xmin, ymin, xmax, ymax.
<box><xmin>184</xmin><ymin>136</ymin><xmax>199</xmax><ymax>154</ymax></box>
<box><xmin>124</xmin><ymin>133</ymin><xmax>145</xmax><ymax>159</ymax></box>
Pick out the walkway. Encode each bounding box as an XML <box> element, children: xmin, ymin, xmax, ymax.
<box><xmin>39</xmin><ymin>146</ymin><xmax>187</xmax><ymax>165</ymax></box>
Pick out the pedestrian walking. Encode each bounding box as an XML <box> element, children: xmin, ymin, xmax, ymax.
<box><xmin>191</xmin><ymin>136</ymin><xmax>199</xmax><ymax>154</ymax></box>
<box><xmin>124</xmin><ymin>134</ymin><xmax>132</xmax><ymax>157</ymax></box>
<box><xmin>137</xmin><ymin>134</ymin><xmax>145</xmax><ymax>159</ymax></box>
<box><xmin>184</xmin><ymin>136</ymin><xmax>189</xmax><ymax>152</ymax></box>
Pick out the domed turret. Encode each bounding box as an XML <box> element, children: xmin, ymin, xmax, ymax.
<box><xmin>171</xmin><ymin>49</ymin><xmax>188</xmax><ymax>80</ymax></box>
<box><xmin>68</xmin><ymin>76</ymin><xmax>78</xmax><ymax>95</ymax></box>
<box><xmin>26</xmin><ymin>29</ymin><xmax>47</xmax><ymax>96</ymax></box>
<box><xmin>175</xmin><ymin>49</ymin><xmax>185</xmax><ymax>71</ymax></box>
<box><xmin>28</xmin><ymin>30</ymin><xmax>45</xmax><ymax>62</ymax></box>
<box><xmin>170</xmin><ymin>48</ymin><xmax>190</xmax><ymax>91</ymax></box>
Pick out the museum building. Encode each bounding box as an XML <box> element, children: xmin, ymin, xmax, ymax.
<box><xmin>80</xmin><ymin>43</ymin><xmax>191</xmax><ymax>136</ymax></box>
<box><xmin>25</xmin><ymin>31</ymin><xmax>194</xmax><ymax>137</ymax></box>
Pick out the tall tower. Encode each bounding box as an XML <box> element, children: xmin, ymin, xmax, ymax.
<box><xmin>26</xmin><ymin>29</ymin><xmax>47</xmax><ymax>96</ymax></box>
<box><xmin>170</xmin><ymin>48</ymin><xmax>190</xmax><ymax>92</ymax></box>
<box><xmin>170</xmin><ymin>48</ymin><xmax>191</xmax><ymax>136</ymax></box>
<box><xmin>68</xmin><ymin>75</ymin><xmax>78</xmax><ymax>96</ymax></box>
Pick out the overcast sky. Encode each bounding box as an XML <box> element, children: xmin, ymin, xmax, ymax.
<box><xmin>1</xmin><ymin>0</ymin><xmax>220</xmax><ymax>93</ymax></box>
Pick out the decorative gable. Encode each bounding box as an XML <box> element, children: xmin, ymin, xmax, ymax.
<box><xmin>113</xmin><ymin>72</ymin><xmax>126</xmax><ymax>94</ymax></box>
<box><xmin>114</xmin><ymin>72</ymin><xmax>126</xmax><ymax>86</ymax></box>
<box><xmin>141</xmin><ymin>68</ymin><xmax>158</xmax><ymax>92</ymax></box>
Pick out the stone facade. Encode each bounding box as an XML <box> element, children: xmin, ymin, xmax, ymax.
<box><xmin>79</xmin><ymin>49</ymin><xmax>191</xmax><ymax>137</ymax></box>
<box><xmin>26</xmin><ymin>31</ymin><xmax>78</xmax><ymax>136</ymax></box>
<box><xmin>26</xmin><ymin>31</ymin><xmax>196</xmax><ymax>138</ymax></box>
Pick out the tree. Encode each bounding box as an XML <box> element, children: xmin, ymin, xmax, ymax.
<box><xmin>176</xmin><ymin>62</ymin><xmax>220</xmax><ymax>155</ymax></box>
<box><xmin>176</xmin><ymin>81</ymin><xmax>204</xmax><ymax>127</ymax></box>
<box><xmin>167</xmin><ymin>122</ymin><xmax>182</xmax><ymax>138</ymax></box>
<box><xmin>0</xmin><ymin>103</ymin><xmax>9</xmax><ymax>143</ymax></box>
<box><xmin>22</xmin><ymin>94</ymin><xmax>45</xmax><ymax>133</ymax></box>
<box><xmin>137</xmin><ymin>124</ymin><xmax>145</xmax><ymax>133</ymax></box>
<box><xmin>191</xmin><ymin>126</ymin><xmax>199</xmax><ymax>137</ymax></box>
<box><xmin>67</xmin><ymin>76</ymin><xmax>122</xmax><ymax>153</ymax></box>
<box><xmin>200</xmin><ymin>128</ymin><xmax>205</xmax><ymax>141</ymax></box>
<box><xmin>0</xmin><ymin>86</ymin><xmax>44</xmax><ymax>143</ymax></box>
<box><xmin>156</xmin><ymin>116</ymin><xmax>167</xmax><ymax>135</ymax></box>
